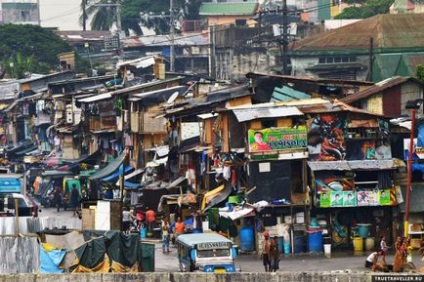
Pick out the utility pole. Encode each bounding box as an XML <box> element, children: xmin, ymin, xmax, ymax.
<box><xmin>82</xmin><ymin>0</ymin><xmax>87</xmax><ymax>31</ymax></box>
<box><xmin>170</xmin><ymin>0</ymin><xmax>175</xmax><ymax>72</ymax></box>
<box><xmin>368</xmin><ymin>37</ymin><xmax>374</xmax><ymax>82</ymax></box>
<box><xmin>282</xmin><ymin>0</ymin><xmax>289</xmax><ymax>75</ymax></box>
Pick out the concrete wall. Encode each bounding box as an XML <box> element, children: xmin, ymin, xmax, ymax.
<box><xmin>0</xmin><ymin>272</ymin><xmax>421</xmax><ymax>282</ymax></box>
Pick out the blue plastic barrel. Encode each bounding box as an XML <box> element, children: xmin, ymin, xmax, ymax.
<box><xmin>278</xmin><ymin>237</ymin><xmax>284</xmax><ymax>253</ymax></box>
<box><xmin>239</xmin><ymin>226</ymin><xmax>255</xmax><ymax>252</ymax></box>
<box><xmin>140</xmin><ymin>227</ymin><xmax>147</xmax><ymax>239</ymax></box>
<box><xmin>357</xmin><ymin>224</ymin><xmax>371</xmax><ymax>238</ymax></box>
<box><xmin>308</xmin><ymin>231</ymin><xmax>323</xmax><ymax>253</ymax></box>
<box><xmin>284</xmin><ymin>242</ymin><xmax>291</xmax><ymax>254</ymax></box>
<box><xmin>294</xmin><ymin>236</ymin><xmax>306</xmax><ymax>253</ymax></box>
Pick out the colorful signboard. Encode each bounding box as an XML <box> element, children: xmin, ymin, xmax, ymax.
<box><xmin>248</xmin><ymin>127</ymin><xmax>307</xmax><ymax>153</ymax></box>
<box><xmin>319</xmin><ymin>189</ymin><xmax>395</xmax><ymax>208</ymax></box>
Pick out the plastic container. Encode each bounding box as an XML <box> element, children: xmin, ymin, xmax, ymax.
<box><xmin>284</xmin><ymin>242</ymin><xmax>291</xmax><ymax>254</ymax></box>
<box><xmin>308</xmin><ymin>230</ymin><xmax>323</xmax><ymax>253</ymax></box>
<box><xmin>353</xmin><ymin>237</ymin><xmax>364</xmax><ymax>252</ymax></box>
<box><xmin>365</xmin><ymin>237</ymin><xmax>375</xmax><ymax>251</ymax></box>
<box><xmin>294</xmin><ymin>236</ymin><xmax>306</xmax><ymax>253</ymax></box>
<box><xmin>140</xmin><ymin>227</ymin><xmax>147</xmax><ymax>239</ymax></box>
<box><xmin>357</xmin><ymin>224</ymin><xmax>371</xmax><ymax>238</ymax></box>
<box><xmin>278</xmin><ymin>237</ymin><xmax>284</xmax><ymax>253</ymax></box>
<box><xmin>324</xmin><ymin>244</ymin><xmax>331</xmax><ymax>255</ymax></box>
<box><xmin>240</xmin><ymin>226</ymin><xmax>255</xmax><ymax>252</ymax></box>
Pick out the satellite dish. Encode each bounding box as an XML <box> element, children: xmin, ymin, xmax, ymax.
<box><xmin>167</xmin><ymin>91</ymin><xmax>179</xmax><ymax>104</ymax></box>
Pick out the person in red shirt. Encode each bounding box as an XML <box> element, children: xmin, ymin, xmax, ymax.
<box><xmin>250</xmin><ymin>132</ymin><xmax>271</xmax><ymax>152</ymax></box>
<box><xmin>145</xmin><ymin>209</ymin><xmax>156</xmax><ymax>229</ymax></box>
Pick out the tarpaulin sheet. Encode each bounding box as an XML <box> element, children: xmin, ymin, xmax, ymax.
<box><xmin>39</xmin><ymin>243</ymin><xmax>66</xmax><ymax>273</ymax></box>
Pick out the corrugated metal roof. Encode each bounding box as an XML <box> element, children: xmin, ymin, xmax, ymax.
<box><xmin>199</xmin><ymin>2</ymin><xmax>258</xmax><ymax>16</ymax></box>
<box><xmin>308</xmin><ymin>159</ymin><xmax>399</xmax><ymax>171</ymax></box>
<box><xmin>123</xmin><ymin>34</ymin><xmax>208</xmax><ymax>48</ymax></box>
<box><xmin>232</xmin><ymin>106</ymin><xmax>303</xmax><ymax>122</ymax></box>
<box><xmin>291</xmin><ymin>14</ymin><xmax>424</xmax><ymax>53</ymax></box>
<box><xmin>78</xmin><ymin>93</ymin><xmax>111</xmax><ymax>103</ymax></box>
<box><xmin>341</xmin><ymin>76</ymin><xmax>418</xmax><ymax>104</ymax></box>
<box><xmin>271</xmin><ymin>85</ymin><xmax>311</xmax><ymax>102</ymax></box>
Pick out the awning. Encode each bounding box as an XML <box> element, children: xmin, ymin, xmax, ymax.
<box><xmin>124</xmin><ymin>168</ymin><xmax>145</xmax><ymax>180</ymax></box>
<box><xmin>146</xmin><ymin>157</ymin><xmax>168</xmax><ymax>167</ymax></box>
<box><xmin>78</xmin><ymin>93</ymin><xmax>112</xmax><ymax>103</ymax></box>
<box><xmin>89</xmin><ymin>153</ymin><xmax>126</xmax><ymax>180</ymax></box>
<box><xmin>157</xmin><ymin>193</ymin><xmax>198</xmax><ymax>212</ymax></box>
<box><xmin>166</xmin><ymin>176</ymin><xmax>187</xmax><ymax>189</ymax></box>
<box><xmin>201</xmin><ymin>183</ymin><xmax>233</xmax><ymax>211</ymax></box>
<box><xmin>123</xmin><ymin>181</ymin><xmax>143</xmax><ymax>189</ymax></box>
<box><xmin>101</xmin><ymin>165</ymin><xmax>133</xmax><ymax>182</ymax></box>
<box><xmin>220</xmin><ymin>207</ymin><xmax>255</xmax><ymax>221</ymax></box>
<box><xmin>232</xmin><ymin>106</ymin><xmax>303</xmax><ymax>122</ymax></box>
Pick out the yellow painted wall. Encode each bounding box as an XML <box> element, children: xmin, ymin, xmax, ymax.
<box><xmin>366</xmin><ymin>93</ymin><xmax>383</xmax><ymax>115</ymax></box>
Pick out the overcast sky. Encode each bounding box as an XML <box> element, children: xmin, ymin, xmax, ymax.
<box><xmin>39</xmin><ymin>0</ymin><xmax>82</xmax><ymax>30</ymax></box>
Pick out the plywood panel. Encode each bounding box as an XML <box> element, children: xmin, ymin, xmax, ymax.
<box><xmin>277</xmin><ymin>118</ymin><xmax>292</xmax><ymax>127</ymax></box>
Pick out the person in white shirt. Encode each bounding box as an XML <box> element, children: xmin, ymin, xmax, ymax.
<box><xmin>365</xmin><ymin>250</ymin><xmax>384</xmax><ymax>270</ymax></box>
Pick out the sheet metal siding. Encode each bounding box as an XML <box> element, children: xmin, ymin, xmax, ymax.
<box><xmin>0</xmin><ymin>237</ymin><xmax>39</xmax><ymax>273</ymax></box>
<box><xmin>382</xmin><ymin>87</ymin><xmax>401</xmax><ymax>117</ymax></box>
<box><xmin>0</xmin><ymin>217</ymin><xmax>81</xmax><ymax>235</ymax></box>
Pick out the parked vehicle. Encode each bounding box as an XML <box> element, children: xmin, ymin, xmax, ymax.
<box><xmin>0</xmin><ymin>193</ymin><xmax>39</xmax><ymax>217</ymax></box>
<box><xmin>176</xmin><ymin>232</ymin><xmax>237</xmax><ymax>273</ymax></box>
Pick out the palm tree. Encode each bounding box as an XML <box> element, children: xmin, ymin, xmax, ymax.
<box><xmin>80</xmin><ymin>0</ymin><xmax>118</xmax><ymax>31</ymax></box>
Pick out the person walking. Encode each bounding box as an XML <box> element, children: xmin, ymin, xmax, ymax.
<box><xmin>162</xmin><ymin>217</ymin><xmax>171</xmax><ymax>253</ymax></box>
<box><xmin>260</xmin><ymin>231</ymin><xmax>271</xmax><ymax>272</ymax></box>
<box><xmin>70</xmin><ymin>184</ymin><xmax>80</xmax><ymax>216</ymax></box>
<box><xmin>379</xmin><ymin>236</ymin><xmax>389</xmax><ymax>264</ymax></box>
<box><xmin>54</xmin><ymin>187</ymin><xmax>62</xmax><ymax>212</ymax></box>
<box><xmin>269</xmin><ymin>236</ymin><xmax>280</xmax><ymax>272</ymax></box>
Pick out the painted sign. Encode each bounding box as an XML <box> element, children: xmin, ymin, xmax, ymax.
<box><xmin>248</xmin><ymin>126</ymin><xmax>307</xmax><ymax>153</ymax></box>
<box><xmin>307</xmin><ymin>114</ymin><xmax>346</xmax><ymax>161</ymax></box>
<box><xmin>0</xmin><ymin>178</ymin><xmax>22</xmax><ymax>193</ymax></box>
<box><xmin>197</xmin><ymin>241</ymin><xmax>231</xmax><ymax>250</ymax></box>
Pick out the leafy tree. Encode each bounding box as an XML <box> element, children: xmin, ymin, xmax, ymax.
<box><xmin>81</xmin><ymin>0</ymin><xmax>201</xmax><ymax>35</ymax></box>
<box><xmin>416</xmin><ymin>64</ymin><xmax>424</xmax><ymax>83</ymax></box>
<box><xmin>0</xmin><ymin>24</ymin><xmax>73</xmax><ymax>77</ymax></box>
<box><xmin>334</xmin><ymin>0</ymin><xmax>394</xmax><ymax>19</ymax></box>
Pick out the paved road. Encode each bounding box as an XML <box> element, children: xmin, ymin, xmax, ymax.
<box><xmin>36</xmin><ymin>207</ymin><xmax>424</xmax><ymax>273</ymax></box>
<box><xmin>152</xmin><ymin>241</ymin><xmax>424</xmax><ymax>273</ymax></box>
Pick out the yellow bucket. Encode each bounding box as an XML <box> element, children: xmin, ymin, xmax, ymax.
<box><xmin>353</xmin><ymin>237</ymin><xmax>363</xmax><ymax>252</ymax></box>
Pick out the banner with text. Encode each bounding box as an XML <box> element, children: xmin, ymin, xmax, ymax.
<box><xmin>248</xmin><ymin>126</ymin><xmax>307</xmax><ymax>153</ymax></box>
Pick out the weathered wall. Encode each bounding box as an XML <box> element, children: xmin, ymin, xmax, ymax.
<box><xmin>0</xmin><ymin>272</ymin><xmax>420</xmax><ymax>282</ymax></box>
<box><xmin>0</xmin><ymin>237</ymin><xmax>39</xmax><ymax>274</ymax></box>
<box><xmin>0</xmin><ymin>216</ymin><xmax>82</xmax><ymax>236</ymax></box>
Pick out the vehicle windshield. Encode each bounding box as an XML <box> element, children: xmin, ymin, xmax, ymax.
<box><xmin>196</xmin><ymin>248</ymin><xmax>231</xmax><ymax>258</ymax></box>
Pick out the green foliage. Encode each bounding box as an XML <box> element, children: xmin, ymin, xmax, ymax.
<box><xmin>416</xmin><ymin>64</ymin><xmax>424</xmax><ymax>83</ymax></box>
<box><xmin>334</xmin><ymin>0</ymin><xmax>394</xmax><ymax>19</ymax></box>
<box><xmin>0</xmin><ymin>24</ymin><xmax>73</xmax><ymax>77</ymax></box>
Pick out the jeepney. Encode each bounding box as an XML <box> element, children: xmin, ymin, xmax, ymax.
<box><xmin>175</xmin><ymin>232</ymin><xmax>237</xmax><ymax>273</ymax></box>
